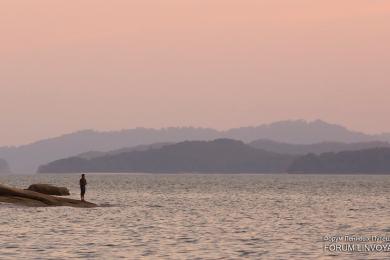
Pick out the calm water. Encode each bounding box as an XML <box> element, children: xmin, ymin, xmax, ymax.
<box><xmin>1</xmin><ymin>174</ymin><xmax>390</xmax><ymax>259</ymax></box>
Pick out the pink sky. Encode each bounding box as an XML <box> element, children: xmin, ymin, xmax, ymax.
<box><xmin>0</xmin><ymin>0</ymin><xmax>389</xmax><ymax>146</ymax></box>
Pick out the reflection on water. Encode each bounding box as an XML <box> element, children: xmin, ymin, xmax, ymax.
<box><xmin>1</xmin><ymin>173</ymin><xmax>390</xmax><ymax>259</ymax></box>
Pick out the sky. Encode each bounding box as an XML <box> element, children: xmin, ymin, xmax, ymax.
<box><xmin>0</xmin><ymin>0</ymin><xmax>389</xmax><ymax>146</ymax></box>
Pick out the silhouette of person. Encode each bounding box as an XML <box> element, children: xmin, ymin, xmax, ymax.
<box><xmin>80</xmin><ymin>174</ymin><xmax>87</xmax><ymax>201</ymax></box>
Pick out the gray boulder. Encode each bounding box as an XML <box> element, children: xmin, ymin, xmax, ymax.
<box><xmin>27</xmin><ymin>184</ymin><xmax>70</xmax><ymax>196</ymax></box>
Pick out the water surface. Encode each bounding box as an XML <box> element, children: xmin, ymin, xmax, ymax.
<box><xmin>1</xmin><ymin>174</ymin><xmax>390</xmax><ymax>259</ymax></box>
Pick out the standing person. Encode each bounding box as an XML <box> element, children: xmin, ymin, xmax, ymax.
<box><xmin>80</xmin><ymin>174</ymin><xmax>87</xmax><ymax>201</ymax></box>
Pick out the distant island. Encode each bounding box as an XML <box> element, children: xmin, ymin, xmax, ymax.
<box><xmin>288</xmin><ymin>148</ymin><xmax>390</xmax><ymax>174</ymax></box>
<box><xmin>38</xmin><ymin>140</ymin><xmax>390</xmax><ymax>174</ymax></box>
<box><xmin>0</xmin><ymin>158</ymin><xmax>10</xmax><ymax>174</ymax></box>
<box><xmin>38</xmin><ymin>139</ymin><xmax>295</xmax><ymax>173</ymax></box>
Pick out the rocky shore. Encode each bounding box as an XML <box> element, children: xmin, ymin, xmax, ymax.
<box><xmin>0</xmin><ymin>184</ymin><xmax>97</xmax><ymax>208</ymax></box>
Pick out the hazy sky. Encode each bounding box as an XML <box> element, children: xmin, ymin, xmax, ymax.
<box><xmin>0</xmin><ymin>0</ymin><xmax>389</xmax><ymax>146</ymax></box>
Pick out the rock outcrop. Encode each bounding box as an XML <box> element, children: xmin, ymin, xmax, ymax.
<box><xmin>27</xmin><ymin>184</ymin><xmax>70</xmax><ymax>196</ymax></box>
<box><xmin>0</xmin><ymin>184</ymin><xmax>96</xmax><ymax>208</ymax></box>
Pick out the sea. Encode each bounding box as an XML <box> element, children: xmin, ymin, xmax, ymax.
<box><xmin>1</xmin><ymin>173</ymin><xmax>390</xmax><ymax>260</ymax></box>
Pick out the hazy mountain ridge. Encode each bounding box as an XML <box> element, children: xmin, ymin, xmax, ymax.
<box><xmin>224</xmin><ymin>120</ymin><xmax>375</xmax><ymax>144</ymax></box>
<box><xmin>77</xmin><ymin>143</ymin><xmax>173</xmax><ymax>159</ymax></box>
<box><xmin>288</xmin><ymin>148</ymin><xmax>390</xmax><ymax>174</ymax></box>
<box><xmin>2</xmin><ymin>120</ymin><xmax>390</xmax><ymax>174</ymax></box>
<box><xmin>38</xmin><ymin>139</ymin><xmax>296</xmax><ymax>174</ymax></box>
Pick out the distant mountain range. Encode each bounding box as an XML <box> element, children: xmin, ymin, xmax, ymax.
<box><xmin>288</xmin><ymin>148</ymin><xmax>390</xmax><ymax>174</ymax></box>
<box><xmin>76</xmin><ymin>139</ymin><xmax>390</xmax><ymax>160</ymax></box>
<box><xmin>38</xmin><ymin>139</ymin><xmax>295</xmax><ymax>174</ymax></box>
<box><xmin>0</xmin><ymin>127</ymin><xmax>218</xmax><ymax>174</ymax></box>
<box><xmin>2</xmin><ymin>119</ymin><xmax>390</xmax><ymax>174</ymax></box>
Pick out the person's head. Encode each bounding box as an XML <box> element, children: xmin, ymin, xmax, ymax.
<box><xmin>81</xmin><ymin>173</ymin><xmax>85</xmax><ymax>178</ymax></box>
